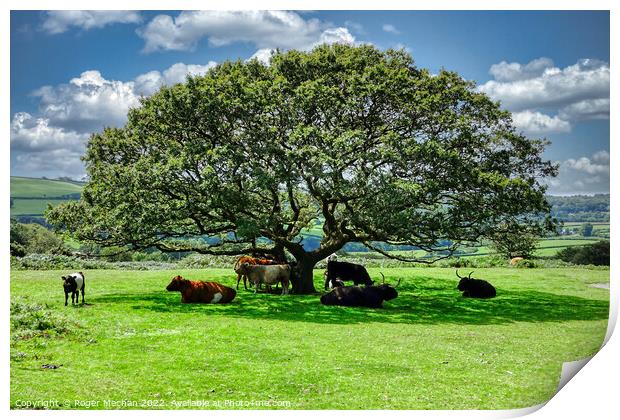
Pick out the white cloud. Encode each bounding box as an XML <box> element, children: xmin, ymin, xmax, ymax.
<box><xmin>11</xmin><ymin>112</ymin><xmax>88</xmax><ymax>152</ymax></box>
<box><xmin>11</xmin><ymin>113</ymin><xmax>89</xmax><ymax>178</ymax></box>
<box><xmin>547</xmin><ymin>151</ymin><xmax>610</xmax><ymax>194</ymax></box>
<box><xmin>382</xmin><ymin>24</ymin><xmax>400</xmax><ymax>35</ymax></box>
<box><xmin>488</xmin><ymin>57</ymin><xmax>554</xmax><ymax>82</ymax></box>
<box><xmin>558</xmin><ymin>98</ymin><xmax>610</xmax><ymax>121</ymax></box>
<box><xmin>32</xmin><ymin>70</ymin><xmax>142</xmax><ymax>133</ymax></box>
<box><xmin>137</xmin><ymin>11</ymin><xmax>355</xmax><ymax>53</ymax></box>
<box><xmin>248</xmin><ymin>48</ymin><xmax>276</xmax><ymax>65</ymax></box>
<box><xmin>318</xmin><ymin>27</ymin><xmax>355</xmax><ymax>45</ymax></box>
<box><xmin>564</xmin><ymin>152</ymin><xmax>610</xmax><ymax>175</ymax></box>
<box><xmin>511</xmin><ymin>110</ymin><xmax>571</xmax><ymax>135</ymax></box>
<box><xmin>41</xmin><ymin>11</ymin><xmax>142</xmax><ymax>34</ymax></box>
<box><xmin>479</xmin><ymin>58</ymin><xmax>610</xmax><ymax>112</ymax></box>
<box><xmin>11</xmin><ymin>61</ymin><xmax>219</xmax><ymax>178</ymax></box>
<box><xmin>133</xmin><ymin>61</ymin><xmax>218</xmax><ymax>95</ymax></box>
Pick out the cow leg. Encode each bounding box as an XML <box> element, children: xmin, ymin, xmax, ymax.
<box><xmin>281</xmin><ymin>280</ymin><xmax>288</xmax><ymax>295</ymax></box>
<box><xmin>236</xmin><ymin>274</ymin><xmax>241</xmax><ymax>290</ymax></box>
<box><xmin>243</xmin><ymin>275</ymin><xmax>248</xmax><ymax>290</ymax></box>
<box><xmin>64</xmin><ymin>291</ymin><xmax>68</xmax><ymax>306</ymax></box>
<box><xmin>71</xmin><ymin>291</ymin><xmax>76</xmax><ymax>305</ymax></box>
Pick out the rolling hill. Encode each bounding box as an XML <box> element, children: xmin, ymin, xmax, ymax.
<box><xmin>10</xmin><ymin>176</ymin><xmax>84</xmax><ymax>217</ymax></box>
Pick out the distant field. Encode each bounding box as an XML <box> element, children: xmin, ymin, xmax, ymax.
<box><xmin>10</xmin><ymin>199</ymin><xmax>69</xmax><ymax>217</ymax></box>
<box><xmin>379</xmin><ymin>238</ymin><xmax>603</xmax><ymax>260</ymax></box>
<box><xmin>10</xmin><ymin>177</ymin><xmax>83</xmax><ymax>198</ymax></box>
<box><xmin>10</xmin><ymin>177</ymin><xmax>84</xmax><ymax>216</ymax></box>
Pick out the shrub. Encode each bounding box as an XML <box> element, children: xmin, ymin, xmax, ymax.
<box><xmin>10</xmin><ymin>300</ymin><xmax>79</xmax><ymax>340</ymax></box>
<box><xmin>557</xmin><ymin>241</ymin><xmax>610</xmax><ymax>266</ymax></box>
<box><xmin>10</xmin><ymin>219</ymin><xmax>68</xmax><ymax>256</ymax></box>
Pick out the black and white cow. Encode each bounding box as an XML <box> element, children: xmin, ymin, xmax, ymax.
<box><xmin>324</xmin><ymin>260</ymin><xmax>373</xmax><ymax>290</ymax></box>
<box><xmin>62</xmin><ymin>272</ymin><xmax>85</xmax><ymax>306</ymax></box>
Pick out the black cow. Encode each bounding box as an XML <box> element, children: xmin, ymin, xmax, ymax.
<box><xmin>324</xmin><ymin>260</ymin><xmax>373</xmax><ymax>290</ymax></box>
<box><xmin>456</xmin><ymin>270</ymin><xmax>496</xmax><ymax>298</ymax></box>
<box><xmin>320</xmin><ymin>274</ymin><xmax>400</xmax><ymax>308</ymax></box>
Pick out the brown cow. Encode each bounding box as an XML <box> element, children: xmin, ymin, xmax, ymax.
<box><xmin>233</xmin><ymin>256</ymin><xmax>279</xmax><ymax>290</ymax></box>
<box><xmin>510</xmin><ymin>257</ymin><xmax>524</xmax><ymax>266</ymax></box>
<box><xmin>165</xmin><ymin>275</ymin><xmax>236</xmax><ymax>304</ymax></box>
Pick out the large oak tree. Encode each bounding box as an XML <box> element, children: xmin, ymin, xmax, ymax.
<box><xmin>48</xmin><ymin>44</ymin><xmax>557</xmax><ymax>293</ymax></box>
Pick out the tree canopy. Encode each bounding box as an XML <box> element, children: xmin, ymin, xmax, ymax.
<box><xmin>48</xmin><ymin>44</ymin><xmax>557</xmax><ymax>293</ymax></box>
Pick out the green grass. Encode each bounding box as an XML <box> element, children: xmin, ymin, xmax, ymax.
<box><xmin>10</xmin><ymin>176</ymin><xmax>83</xmax><ymax>198</ymax></box>
<box><xmin>10</xmin><ymin>267</ymin><xmax>609</xmax><ymax>410</ymax></box>
<box><xmin>10</xmin><ymin>199</ymin><xmax>70</xmax><ymax>216</ymax></box>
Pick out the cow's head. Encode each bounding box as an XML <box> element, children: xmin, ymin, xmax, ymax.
<box><xmin>166</xmin><ymin>275</ymin><xmax>187</xmax><ymax>292</ymax></box>
<box><xmin>375</xmin><ymin>273</ymin><xmax>399</xmax><ymax>301</ymax></box>
<box><xmin>62</xmin><ymin>275</ymin><xmax>76</xmax><ymax>291</ymax></box>
<box><xmin>456</xmin><ymin>270</ymin><xmax>475</xmax><ymax>291</ymax></box>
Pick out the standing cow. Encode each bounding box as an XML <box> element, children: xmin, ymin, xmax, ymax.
<box><xmin>166</xmin><ymin>275</ymin><xmax>236</xmax><ymax>304</ymax></box>
<box><xmin>233</xmin><ymin>256</ymin><xmax>280</xmax><ymax>290</ymax></box>
<box><xmin>235</xmin><ymin>263</ymin><xmax>291</xmax><ymax>295</ymax></box>
<box><xmin>62</xmin><ymin>272</ymin><xmax>85</xmax><ymax>306</ymax></box>
<box><xmin>324</xmin><ymin>260</ymin><xmax>373</xmax><ymax>290</ymax></box>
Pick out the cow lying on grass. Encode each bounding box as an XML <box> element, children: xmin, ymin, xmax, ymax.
<box><xmin>235</xmin><ymin>263</ymin><xmax>291</xmax><ymax>295</ymax></box>
<box><xmin>234</xmin><ymin>256</ymin><xmax>280</xmax><ymax>290</ymax></box>
<box><xmin>166</xmin><ymin>275</ymin><xmax>236</xmax><ymax>304</ymax></box>
<box><xmin>320</xmin><ymin>274</ymin><xmax>400</xmax><ymax>308</ymax></box>
<box><xmin>62</xmin><ymin>272</ymin><xmax>85</xmax><ymax>306</ymax></box>
<box><xmin>456</xmin><ymin>270</ymin><xmax>496</xmax><ymax>298</ymax></box>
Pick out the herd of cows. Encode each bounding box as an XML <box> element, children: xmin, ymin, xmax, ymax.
<box><xmin>61</xmin><ymin>255</ymin><xmax>497</xmax><ymax>309</ymax></box>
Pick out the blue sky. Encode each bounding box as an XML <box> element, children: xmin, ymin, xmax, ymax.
<box><xmin>10</xmin><ymin>10</ymin><xmax>610</xmax><ymax>195</ymax></box>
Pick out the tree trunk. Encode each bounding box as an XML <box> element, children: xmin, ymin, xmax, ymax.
<box><xmin>291</xmin><ymin>258</ymin><xmax>318</xmax><ymax>294</ymax></box>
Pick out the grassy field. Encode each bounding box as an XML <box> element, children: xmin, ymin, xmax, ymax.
<box><xmin>11</xmin><ymin>177</ymin><xmax>84</xmax><ymax>216</ymax></box>
<box><xmin>10</xmin><ymin>199</ymin><xmax>70</xmax><ymax>217</ymax></box>
<box><xmin>10</xmin><ymin>177</ymin><xmax>83</xmax><ymax>198</ymax></box>
<box><xmin>10</xmin><ymin>267</ymin><xmax>609</xmax><ymax>410</ymax></box>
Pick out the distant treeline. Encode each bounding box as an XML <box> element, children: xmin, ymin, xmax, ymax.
<box><xmin>547</xmin><ymin>194</ymin><xmax>609</xmax><ymax>222</ymax></box>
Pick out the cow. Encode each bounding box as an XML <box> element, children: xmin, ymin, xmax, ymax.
<box><xmin>326</xmin><ymin>278</ymin><xmax>345</xmax><ymax>289</ymax></box>
<box><xmin>320</xmin><ymin>274</ymin><xmax>400</xmax><ymax>308</ymax></box>
<box><xmin>233</xmin><ymin>256</ymin><xmax>280</xmax><ymax>290</ymax></box>
<box><xmin>456</xmin><ymin>270</ymin><xmax>496</xmax><ymax>298</ymax></box>
<box><xmin>235</xmin><ymin>263</ymin><xmax>291</xmax><ymax>295</ymax></box>
<box><xmin>510</xmin><ymin>257</ymin><xmax>524</xmax><ymax>266</ymax></box>
<box><xmin>62</xmin><ymin>272</ymin><xmax>85</xmax><ymax>306</ymax></box>
<box><xmin>166</xmin><ymin>275</ymin><xmax>236</xmax><ymax>304</ymax></box>
<box><xmin>324</xmin><ymin>260</ymin><xmax>373</xmax><ymax>290</ymax></box>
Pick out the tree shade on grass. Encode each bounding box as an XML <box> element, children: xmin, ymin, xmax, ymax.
<box><xmin>47</xmin><ymin>44</ymin><xmax>557</xmax><ymax>294</ymax></box>
<box><xmin>10</xmin><ymin>267</ymin><xmax>608</xmax><ymax>409</ymax></box>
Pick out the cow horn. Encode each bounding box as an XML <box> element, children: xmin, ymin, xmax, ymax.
<box><xmin>468</xmin><ymin>271</ymin><xmax>474</xmax><ymax>279</ymax></box>
<box><xmin>394</xmin><ymin>278</ymin><xmax>401</xmax><ymax>288</ymax></box>
<box><xmin>380</xmin><ymin>272</ymin><xmax>385</xmax><ymax>284</ymax></box>
<box><xmin>456</xmin><ymin>269</ymin><xmax>463</xmax><ymax>279</ymax></box>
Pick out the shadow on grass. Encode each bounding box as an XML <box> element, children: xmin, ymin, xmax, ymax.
<box><xmin>91</xmin><ymin>277</ymin><xmax>609</xmax><ymax>326</ymax></box>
